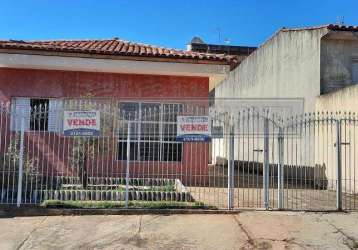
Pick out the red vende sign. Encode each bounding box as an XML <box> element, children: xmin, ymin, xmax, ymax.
<box><xmin>63</xmin><ymin>111</ymin><xmax>100</xmax><ymax>136</ymax></box>
<box><xmin>67</xmin><ymin>118</ymin><xmax>97</xmax><ymax>127</ymax></box>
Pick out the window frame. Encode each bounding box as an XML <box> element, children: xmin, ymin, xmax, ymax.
<box><xmin>117</xmin><ymin>101</ymin><xmax>183</xmax><ymax>162</ymax></box>
<box><xmin>11</xmin><ymin>97</ymin><xmax>64</xmax><ymax>133</ymax></box>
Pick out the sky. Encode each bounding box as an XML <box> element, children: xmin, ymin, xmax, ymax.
<box><xmin>0</xmin><ymin>0</ymin><xmax>358</xmax><ymax>50</ymax></box>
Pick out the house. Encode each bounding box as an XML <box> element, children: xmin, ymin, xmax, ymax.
<box><xmin>0</xmin><ymin>38</ymin><xmax>236</xmax><ymax>186</ymax></box>
<box><xmin>187</xmin><ymin>36</ymin><xmax>256</xmax><ymax>64</ymax></box>
<box><xmin>187</xmin><ymin>36</ymin><xmax>256</xmax><ymax>92</ymax></box>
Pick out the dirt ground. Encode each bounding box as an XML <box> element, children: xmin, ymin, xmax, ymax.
<box><xmin>0</xmin><ymin>212</ymin><xmax>357</xmax><ymax>250</ymax></box>
<box><xmin>189</xmin><ymin>187</ymin><xmax>358</xmax><ymax>210</ymax></box>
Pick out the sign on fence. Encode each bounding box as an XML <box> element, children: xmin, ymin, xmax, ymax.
<box><xmin>176</xmin><ymin>116</ymin><xmax>211</xmax><ymax>142</ymax></box>
<box><xmin>63</xmin><ymin>111</ymin><xmax>100</xmax><ymax>136</ymax></box>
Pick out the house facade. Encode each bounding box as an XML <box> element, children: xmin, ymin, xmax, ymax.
<box><xmin>0</xmin><ymin>38</ymin><xmax>235</xmax><ymax>185</ymax></box>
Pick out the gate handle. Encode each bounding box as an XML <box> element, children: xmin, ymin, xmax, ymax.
<box><xmin>334</xmin><ymin>142</ymin><xmax>350</xmax><ymax>147</ymax></box>
<box><xmin>253</xmin><ymin>149</ymin><xmax>263</xmax><ymax>153</ymax></box>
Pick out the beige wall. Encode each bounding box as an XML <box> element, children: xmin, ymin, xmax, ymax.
<box><xmin>212</xmin><ymin>28</ymin><xmax>358</xmax><ymax>194</ymax></box>
<box><xmin>316</xmin><ymin>84</ymin><xmax>358</xmax><ymax>111</ymax></box>
<box><xmin>213</xmin><ymin>28</ymin><xmax>328</xmax><ymax>164</ymax></box>
<box><xmin>213</xmin><ymin>28</ymin><xmax>358</xmax><ymax>194</ymax></box>
<box><xmin>215</xmin><ymin>28</ymin><xmax>328</xmax><ymax>113</ymax></box>
<box><xmin>316</xmin><ymin>86</ymin><xmax>358</xmax><ymax>194</ymax></box>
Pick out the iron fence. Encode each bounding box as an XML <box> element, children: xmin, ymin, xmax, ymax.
<box><xmin>0</xmin><ymin>99</ymin><xmax>357</xmax><ymax>211</ymax></box>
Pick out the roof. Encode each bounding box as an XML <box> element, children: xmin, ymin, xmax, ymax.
<box><xmin>280</xmin><ymin>24</ymin><xmax>358</xmax><ymax>32</ymax></box>
<box><xmin>327</xmin><ymin>24</ymin><xmax>358</xmax><ymax>32</ymax></box>
<box><xmin>189</xmin><ymin>42</ymin><xmax>256</xmax><ymax>57</ymax></box>
<box><xmin>0</xmin><ymin>38</ymin><xmax>237</xmax><ymax>65</ymax></box>
<box><xmin>253</xmin><ymin>23</ymin><xmax>358</xmax><ymax>58</ymax></box>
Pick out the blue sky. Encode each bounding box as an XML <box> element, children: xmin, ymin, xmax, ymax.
<box><xmin>0</xmin><ymin>0</ymin><xmax>357</xmax><ymax>50</ymax></box>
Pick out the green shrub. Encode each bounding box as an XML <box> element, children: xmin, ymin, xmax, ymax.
<box><xmin>40</xmin><ymin>199</ymin><xmax>216</xmax><ymax>209</ymax></box>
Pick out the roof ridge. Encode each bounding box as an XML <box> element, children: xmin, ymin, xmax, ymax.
<box><xmin>17</xmin><ymin>38</ymin><xmax>231</xmax><ymax>56</ymax></box>
<box><xmin>24</xmin><ymin>38</ymin><xmax>123</xmax><ymax>43</ymax></box>
<box><xmin>225</xmin><ymin>24</ymin><xmax>331</xmax><ymax>71</ymax></box>
<box><xmin>280</xmin><ymin>24</ymin><xmax>330</xmax><ymax>32</ymax></box>
<box><xmin>2</xmin><ymin>38</ymin><xmax>190</xmax><ymax>52</ymax></box>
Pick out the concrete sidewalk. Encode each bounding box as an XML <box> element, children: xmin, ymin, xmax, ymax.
<box><xmin>0</xmin><ymin>212</ymin><xmax>357</xmax><ymax>250</ymax></box>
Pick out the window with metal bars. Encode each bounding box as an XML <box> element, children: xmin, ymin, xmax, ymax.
<box><xmin>11</xmin><ymin>97</ymin><xmax>63</xmax><ymax>132</ymax></box>
<box><xmin>30</xmin><ymin>99</ymin><xmax>49</xmax><ymax>131</ymax></box>
<box><xmin>117</xmin><ymin>102</ymin><xmax>183</xmax><ymax>162</ymax></box>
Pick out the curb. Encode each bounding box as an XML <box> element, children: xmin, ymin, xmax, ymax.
<box><xmin>0</xmin><ymin>207</ymin><xmax>240</xmax><ymax>217</ymax></box>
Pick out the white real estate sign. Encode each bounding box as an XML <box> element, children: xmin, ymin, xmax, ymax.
<box><xmin>63</xmin><ymin>111</ymin><xmax>100</xmax><ymax>136</ymax></box>
<box><xmin>176</xmin><ymin>116</ymin><xmax>211</xmax><ymax>142</ymax></box>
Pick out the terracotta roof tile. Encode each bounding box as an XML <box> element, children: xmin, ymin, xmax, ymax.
<box><xmin>0</xmin><ymin>38</ymin><xmax>236</xmax><ymax>65</ymax></box>
<box><xmin>327</xmin><ymin>24</ymin><xmax>358</xmax><ymax>31</ymax></box>
<box><xmin>280</xmin><ymin>24</ymin><xmax>358</xmax><ymax>32</ymax></box>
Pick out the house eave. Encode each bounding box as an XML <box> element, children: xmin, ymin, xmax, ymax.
<box><xmin>0</xmin><ymin>51</ymin><xmax>230</xmax><ymax>87</ymax></box>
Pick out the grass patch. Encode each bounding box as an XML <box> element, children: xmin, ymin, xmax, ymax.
<box><xmin>40</xmin><ymin>200</ymin><xmax>216</xmax><ymax>209</ymax></box>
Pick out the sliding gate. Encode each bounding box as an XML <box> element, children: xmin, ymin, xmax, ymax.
<box><xmin>0</xmin><ymin>99</ymin><xmax>357</xmax><ymax>211</ymax></box>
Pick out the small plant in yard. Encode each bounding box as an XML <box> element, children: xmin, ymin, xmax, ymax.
<box><xmin>69</xmin><ymin>137</ymin><xmax>99</xmax><ymax>189</ymax></box>
<box><xmin>149</xmin><ymin>183</ymin><xmax>175</xmax><ymax>192</ymax></box>
<box><xmin>0</xmin><ymin>135</ymin><xmax>39</xmax><ymax>187</ymax></box>
<box><xmin>68</xmin><ymin>96</ymin><xmax>114</xmax><ymax>189</ymax></box>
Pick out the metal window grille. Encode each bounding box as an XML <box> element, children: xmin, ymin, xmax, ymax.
<box><xmin>117</xmin><ymin>102</ymin><xmax>183</xmax><ymax>162</ymax></box>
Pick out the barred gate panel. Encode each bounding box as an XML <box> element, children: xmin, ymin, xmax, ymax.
<box><xmin>341</xmin><ymin>116</ymin><xmax>358</xmax><ymax>210</ymax></box>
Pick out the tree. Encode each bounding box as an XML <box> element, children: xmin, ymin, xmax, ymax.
<box><xmin>67</xmin><ymin>97</ymin><xmax>114</xmax><ymax>189</ymax></box>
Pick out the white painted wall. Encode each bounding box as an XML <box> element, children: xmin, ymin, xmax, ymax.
<box><xmin>212</xmin><ymin>28</ymin><xmax>328</xmax><ymax>165</ymax></box>
<box><xmin>316</xmin><ymin>84</ymin><xmax>358</xmax><ymax>111</ymax></box>
<box><xmin>215</xmin><ymin>28</ymin><xmax>329</xmax><ymax>113</ymax></box>
<box><xmin>316</xmin><ymin>85</ymin><xmax>358</xmax><ymax>194</ymax></box>
<box><xmin>212</xmin><ymin>27</ymin><xmax>358</xmax><ymax>195</ymax></box>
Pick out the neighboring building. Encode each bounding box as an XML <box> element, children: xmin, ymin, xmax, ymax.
<box><xmin>187</xmin><ymin>36</ymin><xmax>256</xmax><ymax>92</ymax></box>
<box><xmin>213</xmin><ymin>24</ymin><xmax>358</xmax><ymax>194</ymax></box>
<box><xmin>187</xmin><ymin>36</ymin><xmax>256</xmax><ymax>63</ymax></box>
<box><xmin>214</xmin><ymin>24</ymin><xmax>358</xmax><ymax>113</ymax></box>
<box><xmin>0</xmin><ymin>38</ymin><xmax>236</xmax><ymax>185</ymax></box>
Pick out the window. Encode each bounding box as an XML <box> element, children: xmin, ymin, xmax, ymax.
<box><xmin>30</xmin><ymin>99</ymin><xmax>49</xmax><ymax>131</ymax></box>
<box><xmin>11</xmin><ymin>97</ymin><xmax>63</xmax><ymax>132</ymax></box>
<box><xmin>117</xmin><ymin>102</ymin><xmax>183</xmax><ymax>162</ymax></box>
<box><xmin>352</xmin><ymin>60</ymin><xmax>358</xmax><ymax>84</ymax></box>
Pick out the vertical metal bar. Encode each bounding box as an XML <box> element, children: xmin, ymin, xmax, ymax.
<box><xmin>336</xmin><ymin>119</ymin><xmax>342</xmax><ymax>211</ymax></box>
<box><xmin>16</xmin><ymin>112</ymin><xmax>25</xmax><ymax>207</ymax></box>
<box><xmin>227</xmin><ymin>123</ymin><xmax>234</xmax><ymax>210</ymax></box>
<box><xmin>278</xmin><ymin>127</ymin><xmax>284</xmax><ymax>210</ymax></box>
<box><xmin>263</xmin><ymin>118</ymin><xmax>269</xmax><ymax>210</ymax></box>
<box><xmin>125</xmin><ymin>121</ymin><xmax>131</xmax><ymax>208</ymax></box>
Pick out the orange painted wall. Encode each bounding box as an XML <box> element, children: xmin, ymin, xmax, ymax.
<box><xmin>0</xmin><ymin>68</ymin><xmax>208</xmax><ymax>100</ymax></box>
<box><xmin>0</xmin><ymin>68</ymin><xmax>210</xmax><ymax>185</ymax></box>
